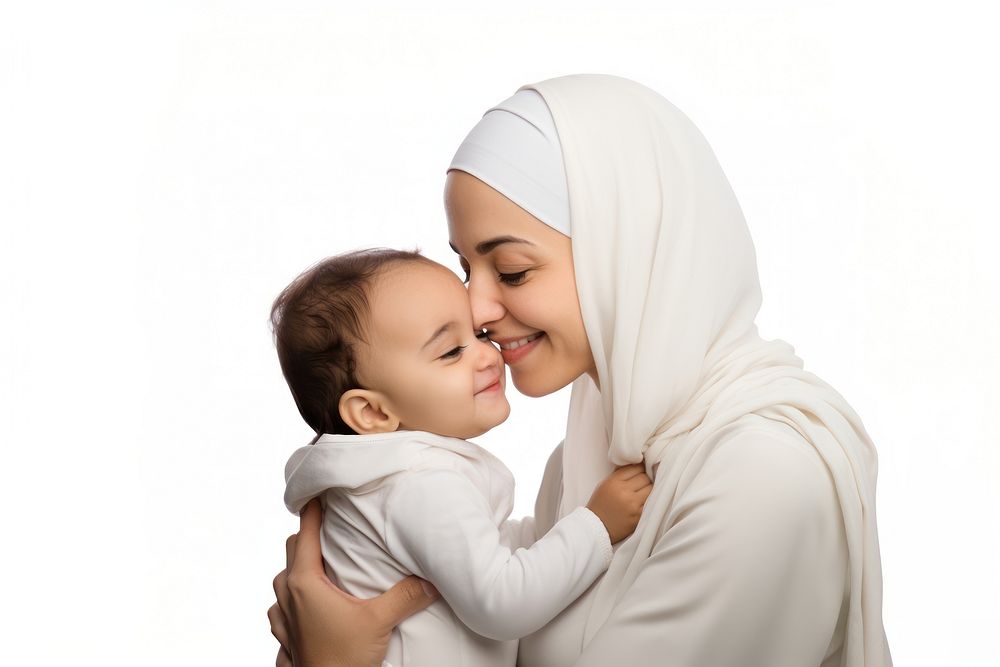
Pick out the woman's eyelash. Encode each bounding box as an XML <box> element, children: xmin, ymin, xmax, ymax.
<box><xmin>441</xmin><ymin>345</ymin><xmax>468</xmax><ymax>360</ymax></box>
<box><xmin>458</xmin><ymin>264</ymin><xmax>527</xmax><ymax>286</ymax></box>
<box><xmin>497</xmin><ymin>270</ymin><xmax>528</xmax><ymax>285</ymax></box>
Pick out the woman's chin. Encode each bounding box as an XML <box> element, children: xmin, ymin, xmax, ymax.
<box><xmin>510</xmin><ymin>367</ymin><xmax>569</xmax><ymax>398</ymax></box>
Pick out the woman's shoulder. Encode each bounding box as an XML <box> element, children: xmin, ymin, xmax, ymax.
<box><xmin>708</xmin><ymin>413</ymin><xmax>830</xmax><ymax>474</ymax></box>
<box><xmin>684</xmin><ymin>414</ymin><xmax>841</xmax><ymax>530</ymax></box>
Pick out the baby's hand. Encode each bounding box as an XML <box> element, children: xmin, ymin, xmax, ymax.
<box><xmin>586</xmin><ymin>464</ymin><xmax>653</xmax><ymax>544</ymax></box>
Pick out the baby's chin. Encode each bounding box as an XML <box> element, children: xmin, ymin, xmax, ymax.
<box><xmin>444</xmin><ymin>407</ymin><xmax>512</xmax><ymax>440</ymax></box>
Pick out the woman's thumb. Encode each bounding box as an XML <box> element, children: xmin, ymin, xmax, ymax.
<box><xmin>369</xmin><ymin>576</ymin><xmax>440</xmax><ymax>627</ymax></box>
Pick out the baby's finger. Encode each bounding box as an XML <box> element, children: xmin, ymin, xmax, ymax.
<box><xmin>635</xmin><ymin>481</ymin><xmax>653</xmax><ymax>502</ymax></box>
<box><xmin>625</xmin><ymin>472</ymin><xmax>653</xmax><ymax>491</ymax></box>
<box><xmin>614</xmin><ymin>463</ymin><xmax>647</xmax><ymax>481</ymax></box>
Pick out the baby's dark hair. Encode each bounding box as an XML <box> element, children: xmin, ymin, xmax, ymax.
<box><xmin>270</xmin><ymin>248</ymin><xmax>433</xmax><ymax>439</ymax></box>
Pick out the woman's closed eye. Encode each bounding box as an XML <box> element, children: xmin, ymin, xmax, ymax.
<box><xmin>497</xmin><ymin>270</ymin><xmax>528</xmax><ymax>286</ymax></box>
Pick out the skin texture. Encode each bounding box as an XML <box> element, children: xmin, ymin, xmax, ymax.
<box><xmin>340</xmin><ymin>261</ymin><xmax>511</xmax><ymax>439</ymax></box>
<box><xmin>585</xmin><ymin>464</ymin><xmax>651</xmax><ymax>543</ymax></box>
<box><xmin>444</xmin><ymin>170</ymin><xmax>596</xmax><ymax>396</ymax></box>
<box><xmin>268</xmin><ymin>172</ymin><xmax>624</xmax><ymax>666</ymax></box>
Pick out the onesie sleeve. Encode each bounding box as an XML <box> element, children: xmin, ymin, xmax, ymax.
<box><xmin>498</xmin><ymin>516</ymin><xmax>538</xmax><ymax>550</ymax></box>
<box><xmin>573</xmin><ymin>429</ymin><xmax>849</xmax><ymax>666</ymax></box>
<box><xmin>385</xmin><ymin>468</ymin><xmax>613</xmax><ymax>641</ymax></box>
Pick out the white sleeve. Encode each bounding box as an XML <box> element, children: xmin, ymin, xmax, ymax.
<box><xmin>498</xmin><ymin>516</ymin><xmax>538</xmax><ymax>550</ymax></box>
<box><xmin>574</xmin><ymin>429</ymin><xmax>849</xmax><ymax>666</ymax></box>
<box><xmin>385</xmin><ymin>468</ymin><xmax>613</xmax><ymax>641</ymax></box>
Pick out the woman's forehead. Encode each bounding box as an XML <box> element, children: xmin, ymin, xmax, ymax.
<box><xmin>445</xmin><ymin>171</ymin><xmax>556</xmax><ymax>252</ymax></box>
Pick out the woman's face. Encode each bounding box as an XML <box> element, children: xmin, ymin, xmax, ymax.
<box><xmin>445</xmin><ymin>170</ymin><xmax>595</xmax><ymax>397</ymax></box>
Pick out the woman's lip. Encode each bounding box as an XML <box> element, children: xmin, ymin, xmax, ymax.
<box><xmin>499</xmin><ymin>332</ymin><xmax>545</xmax><ymax>365</ymax></box>
<box><xmin>490</xmin><ymin>331</ymin><xmax>545</xmax><ymax>348</ymax></box>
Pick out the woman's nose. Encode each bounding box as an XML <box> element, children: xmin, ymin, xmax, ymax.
<box><xmin>467</xmin><ymin>271</ymin><xmax>505</xmax><ymax>329</ymax></box>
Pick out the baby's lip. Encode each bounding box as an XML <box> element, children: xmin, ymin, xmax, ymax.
<box><xmin>474</xmin><ymin>374</ymin><xmax>502</xmax><ymax>395</ymax></box>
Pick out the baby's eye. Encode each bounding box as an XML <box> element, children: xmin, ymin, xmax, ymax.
<box><xmin>497</xmin><ymin>270</ymin><xmax>528</xmax><ymax>286</ymax></box>
<box><xmin>475</xmin><ymin>330</ymin><xmax>491</xmax><ymax>342</ymax></box>
<box><xmin>440</xmin><ymin>345</ymin><xmax>467</xmax><ymax>360</ymax></box>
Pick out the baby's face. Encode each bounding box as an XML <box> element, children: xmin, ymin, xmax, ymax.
<box><xmin>357</xmin><ymin>261</ymin><xmax>510</xmax><ymax>439</ymax></box>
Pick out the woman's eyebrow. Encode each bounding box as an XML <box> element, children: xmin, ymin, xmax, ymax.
<box><xmin>449</xmin><ymin>236</ymin><xmax>534</xmax><ymax>256</ymax></box>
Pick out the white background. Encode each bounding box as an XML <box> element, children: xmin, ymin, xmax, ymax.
<box><xmin>2</xmin><ymin>1</ymin><xmax>998</xmax><ymax>665</ymax></box>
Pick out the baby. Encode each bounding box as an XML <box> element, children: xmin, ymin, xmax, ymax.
<box><xmin>273</xmin><ymin>248</ymin><xmax>651</xmax><ymax>667</ymax></box>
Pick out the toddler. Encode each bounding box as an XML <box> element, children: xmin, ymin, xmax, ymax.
<box><xmin>273</xmin><ymin>248</ymin><xmax>651</xmax><ymax>667</ymax></box>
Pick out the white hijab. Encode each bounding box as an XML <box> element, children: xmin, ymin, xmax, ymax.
<box><xmin>453</xmin><ymin>74</ymin><xmax>890</xmax><ymax>665</ymax></box>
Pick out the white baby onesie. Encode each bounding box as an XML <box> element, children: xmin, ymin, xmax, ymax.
<box><xmin>284</xmin><ymin>430</ymin><xmax>613</xmax><ymax>667</ymax></box>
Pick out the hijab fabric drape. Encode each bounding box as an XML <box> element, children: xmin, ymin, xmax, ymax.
<box><xmin>522</xmin><ymin>74</ymin><xmax>891</xmax><ymax>666</ymax></box>
<box><xmin>449</xmin><ymin>89</ymin><xmax>571</xmax><ymax>236</ymax></box>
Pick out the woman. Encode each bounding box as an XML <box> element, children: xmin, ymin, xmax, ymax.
<box><xmin>269</xmin><ymin>74</ymin><xmax>892</xmax><ymax>666</ymax></box>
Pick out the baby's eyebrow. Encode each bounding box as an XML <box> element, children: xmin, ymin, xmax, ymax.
<box><xmin>422</xmin><ymin>321</ymin><xmax>458</xmax><ymax>351</ymax></box>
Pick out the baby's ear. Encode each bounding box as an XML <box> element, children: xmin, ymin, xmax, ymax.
<box><xmin>339</xmin><ymin>389</ymin><xmax>400</xmax><ymax>434</ymax></box>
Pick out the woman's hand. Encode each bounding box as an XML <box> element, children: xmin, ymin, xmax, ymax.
<box><xmin>268</xmin><ymin>499</ymin><xmax>440</xmax><ymax>667</ymax></box>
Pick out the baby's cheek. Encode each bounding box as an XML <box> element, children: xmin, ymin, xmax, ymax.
<box><xmin>416</xmin><ymin>379</ymin><xmax>464</xmax><ymax>424</ymax></box>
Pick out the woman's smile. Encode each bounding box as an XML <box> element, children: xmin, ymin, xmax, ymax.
<box><xmin>493</xmin><ymin>331</ymin><xmax>545</xmax><ymax>364</ymax></box>
<box><xmin>495</xmin><ymin>331</ymin><xmax>544</xmax><ymax>351</ymax></box>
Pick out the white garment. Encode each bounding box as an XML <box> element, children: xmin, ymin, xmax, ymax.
<box><xmin>284</xmin><ymin>430</ymin><xmax>613</xmax><ymax>667</ymax></box>
<box><xmin>501</xmin><ymin>74</ymin><xmax>890</xmax><ymax>665</ymax></box>
<box><xmin>518</xmin><ymin>415</ymin><xmax>849</xmax><ymax>667</ymax></box>
<box><xmin>448</xmin><ymin>89</ymin><xmax>571</xmax><ymax>236</ymax></box>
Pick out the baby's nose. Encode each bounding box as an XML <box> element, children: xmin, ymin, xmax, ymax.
<box><xmin>475</xmin><ymin>338</ymin><xmax>501</xmax><ymax>369</ymax></box>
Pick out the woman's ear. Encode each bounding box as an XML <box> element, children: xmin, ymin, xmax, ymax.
<box><xmin>339</xmin><ymin>389</ymin><xmax>400</xmax><ymax>434</ymax></box>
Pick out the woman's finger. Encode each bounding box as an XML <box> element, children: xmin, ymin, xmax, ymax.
<box><xmin>276</xmin><ymin>647</ymin><xmax>293</xmax><ymax>667</ymax></box>
<box><xmin>267</xmin><ymin>602</ymin><xmax>291</xmax><ymax>649</ymax></box>
<box><xmin>273</xmin><ymin>570</ymin><xmax>289</xmax><ymax>609</ymax></box>
<box><xmin>367</xmin><ymin>576</ymin><xmax>440</xmax><ymax>630</ymax></box>
<box><xmin>285</xmin><ymin>532</ymin><xmax>298</xmax><ymax>571</ymax></box>
<box><xmin>291</xmin><ymin>498</ymin><xmax>325</xmax><ymax>576</ymax></box>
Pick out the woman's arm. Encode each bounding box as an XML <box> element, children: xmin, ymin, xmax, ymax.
<box><xmin>268</xmin><ymin>499</ymin><xmax>440</xmax><ymax>667</ymax></box>
<box><xmin>573</xmin><ymin>430</ymin><xmax>849</xmax><ymax>666</ymax></box>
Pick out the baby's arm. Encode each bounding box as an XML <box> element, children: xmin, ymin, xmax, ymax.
<box><xmin>499</xmin><ymin>463</ymin><xmax>651</xmax><ymax>550</ymax></box>
<box><xmin>384</xmin><ymin>465</ymin><xmax>651</xmax><ymax>641</ymax></box>
<box><xmin>498</xmin><ymin>515</ymin><xmax>538</xmax><ymax>551</ymax></box>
